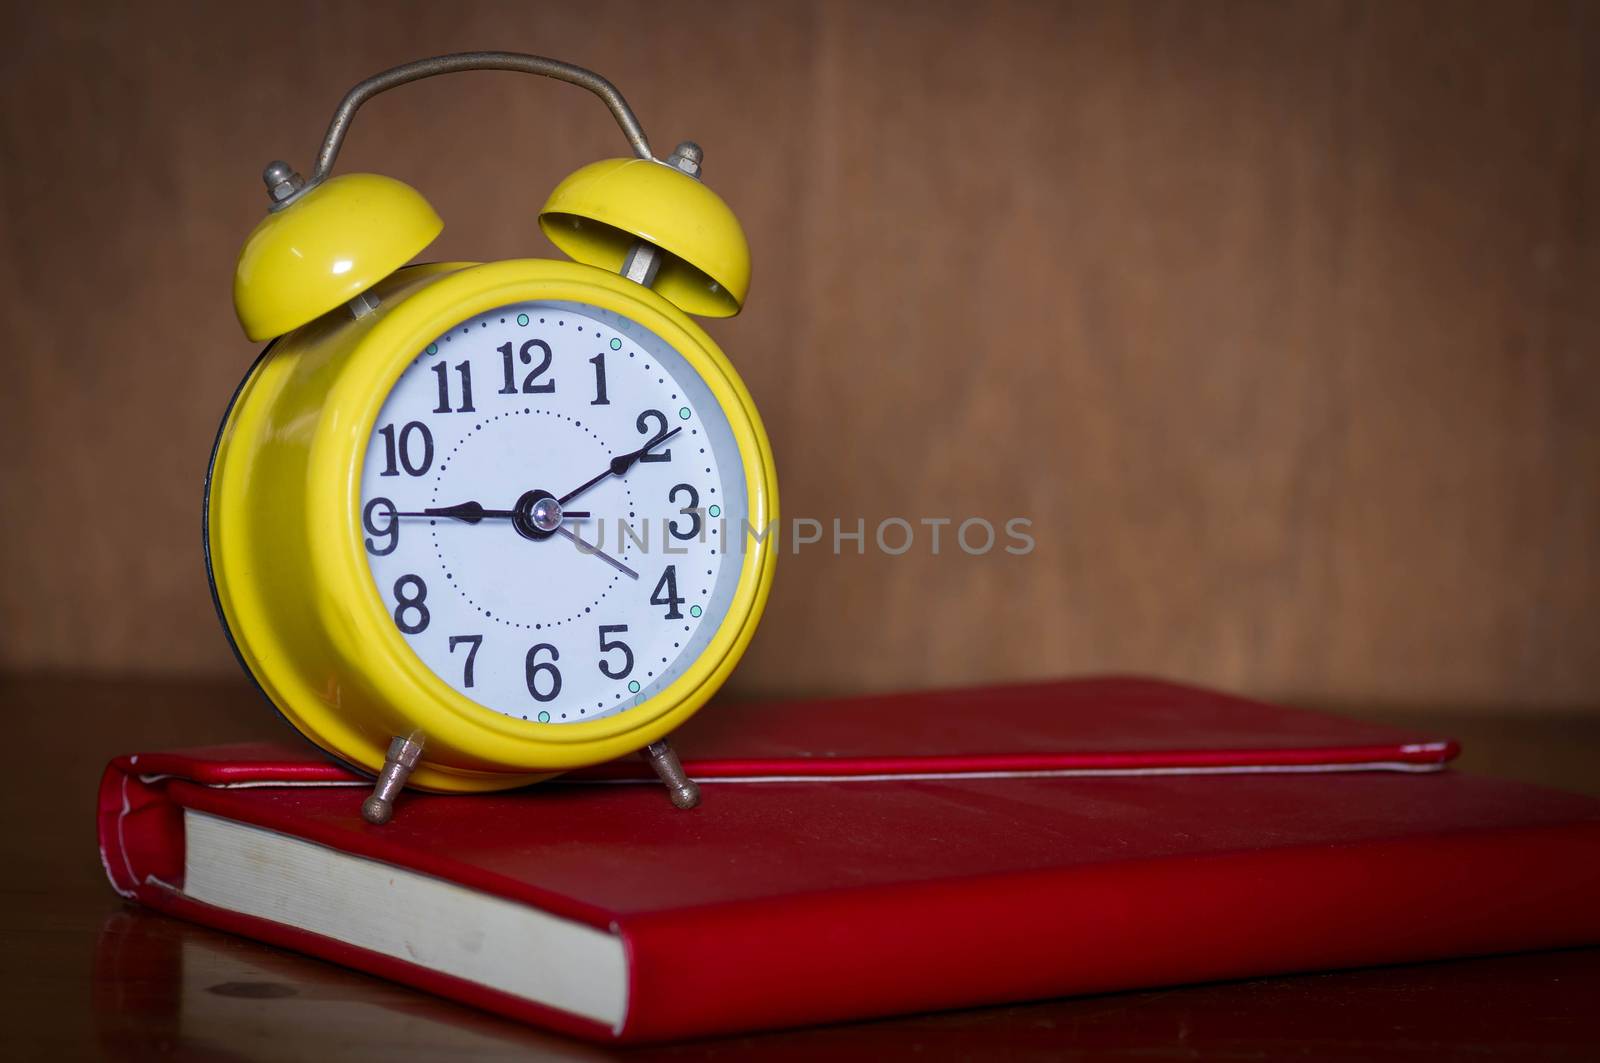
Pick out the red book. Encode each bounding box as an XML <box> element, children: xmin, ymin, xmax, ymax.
<box><xmin>98</xmin><ymin>677</ymin><xmax>1600</xmax><ymax>1044</ymax></box>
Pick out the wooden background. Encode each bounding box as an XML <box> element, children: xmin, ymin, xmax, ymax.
<box><xmin>2</xmin><ymin>0</ymin><xmax>1596</xmax><ymax>713</ymax></box>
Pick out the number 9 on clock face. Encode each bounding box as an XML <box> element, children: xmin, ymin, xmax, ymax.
<box><xmin>358</xmin><ymin>300</ymin><xmax>746</xmax><ymax>724</ymax></box>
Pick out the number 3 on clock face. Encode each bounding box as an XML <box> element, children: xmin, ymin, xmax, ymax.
<box><xmin>358</xmin><ymin>300</ymin><xmax>747</xmax><ymax>724</ymax></box>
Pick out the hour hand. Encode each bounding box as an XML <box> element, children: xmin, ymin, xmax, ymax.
<box><xmin>394</xmin><ymin>501</ymin><xmax>507</xmax><ymax>524</ymax></box>
<box><xmin>394</xmin><ymin>501</ymin><xmax>590</xmax><ymax>524</ymax></box>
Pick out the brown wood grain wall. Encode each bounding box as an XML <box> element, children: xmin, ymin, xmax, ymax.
<box><xmin>2</xmin><ymin>0</ymin><xmax>1596</xmax><ymax>711</ymax></box>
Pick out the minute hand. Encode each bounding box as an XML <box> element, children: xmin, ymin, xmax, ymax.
<box><xmin>557</xmin><ymin>427</ymin><xmax>682</xmax><ymax>506</ymax></box>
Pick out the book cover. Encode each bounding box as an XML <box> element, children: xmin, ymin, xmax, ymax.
<box><xmin>98</xmin><ymin>678</ymin><xmax>1600</xmax><ymax>1043</ymax></box>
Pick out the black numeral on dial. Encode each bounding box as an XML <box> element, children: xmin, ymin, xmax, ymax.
<box><xmin>650</xmin><ymin>566</ymin><xmax>684</xmax><ymax>619</ymax></box>
<box><xmin>432</xmin><ymin>360</ymin><xmax>475</xmax><ymax>413</ymax></box>
<box><xmin>449</xmin><ymin>634</ymin><xmax>482</xmax><ymax>687</ymax></box>
<box><xmin>668</xmin><ymin>483</ymin><xmax>702</xmax><ymax>541</ymax></box>
<box><xmin>589</xmin><ymin>352</ymin><xmax>610</xmax><ymax>405</ymax></box>
<box><xmin>392</xmin><ymin>575</ymin><xmax>430</xmax><ymax>634</ymax></box>
<box><xmin>378</xmin><ymin>421</ymin><xmax>434</xmax><ymax>477</ymax></box>
<box><xmin>636</xmin><ymin>410</ymin><xmax>673</xmax><ymax>463</ymax></box>
<box><xmin>363</xmin><ymin>497</ymin><xmax>398</xmax><ymax>555</ymax></box>
<box><xmin>597</xmin><ymin>624</ymin><xmax>634</xmax><ymax>679</ymax></box>
<box><xmin>525</xmin><ymin>643</ymin><xmax>562</xmax><ymax>702</ymax></box>
<box><xmin>498</xmin><ymin>339</ymin><xmax>555</xmax><ymax>395</ymax></box>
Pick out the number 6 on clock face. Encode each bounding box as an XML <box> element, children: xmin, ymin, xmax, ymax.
<box><xmin>358</xmin><ymin>300</ymin><xmax>747</xmax><ymax>725</ymax></box>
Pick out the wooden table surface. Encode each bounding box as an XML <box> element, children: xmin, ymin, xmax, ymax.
<box><xmin>4</xmin><ymin>675</ymin><xmax>1598</xmax><ymax>1060</ymax></box>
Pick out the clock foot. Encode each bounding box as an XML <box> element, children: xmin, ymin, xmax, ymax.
<box><xmin>642</xmin><ymin>739</ymin><xmax>700</xmax><ymax>810</ymax></box>
<box><xmin>361</xmin><ymin>733</ymin><xmax>424</xmax><ymax>825</ymax></box>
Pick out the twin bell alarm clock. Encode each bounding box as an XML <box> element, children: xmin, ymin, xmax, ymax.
<box><xmin>206</xmin><ymin>53</ymin><xmax>778</xmax><ymax>823</ymax></box>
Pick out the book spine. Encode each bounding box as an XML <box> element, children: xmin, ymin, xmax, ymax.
<box><xmin>617</xmin><ymin>822</ymin><xmax>1600</xmax><ymax>1042</ymax></box>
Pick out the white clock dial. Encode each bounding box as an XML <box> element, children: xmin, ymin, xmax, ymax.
<box><xmin>358</xmin><ymin>300</ymin><xmax>747</xmax><ymax>723</ymax></box>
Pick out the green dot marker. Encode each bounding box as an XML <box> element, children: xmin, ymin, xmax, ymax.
<box><xmin>690</xmin><ymin>605</ymin><xmax>703</xmax><ymax>618</ymax></box>
<box><xmin>708</xmin><ymin>504</ymin><xmax>721</xmax><ymax>517</ymax></box>
<box><xmin>628</xmin><ymin>680</ymin><xmax>641</xmax><ymax>694</ymax></box>
<box><xmin>516</xmin><ymin>313</ymin><xmax>530</xmax><ymax>326</ymax></box>
<box><xmin>537</xmin><ymin>710</ymin><xmax>550</xmax><ymax>723</ymax></box>
<box><xmin>679</xmin><ymin>407</ymin><xmax>691</xmax><ymax>420</ymax></box>
<box><xmin>425</xmin><ymin>343</ymin><xmax>437</xmax><ymax>355</ymax></box>
<box><xmin>610</xmin><ymin>337</ymin><xmax>622</xmax><ymax>350</ymax></box>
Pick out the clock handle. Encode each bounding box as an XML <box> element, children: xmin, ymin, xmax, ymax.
<box><xmin>268</xmin><ymin>51</ymin><xmax>654</xmax><ymax>209</ymax></box>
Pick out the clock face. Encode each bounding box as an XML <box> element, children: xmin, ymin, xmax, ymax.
<box><xmin>357</xmin><ymin>300</ymin><xmax>748</xmax><ymax>724</ymax></box>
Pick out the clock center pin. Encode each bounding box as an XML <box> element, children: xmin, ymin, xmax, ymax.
<box><xmin>512</xmin><ymin>489</ymin><xmax>564</xmax><ymax>540</ymax></box>
<box><xmin>530</xmin><ymin>496</ymin><xmax>563</xmax><ymax>533</ymax></box>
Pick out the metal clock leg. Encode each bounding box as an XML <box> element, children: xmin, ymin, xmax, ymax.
<box><xmin>362</xmin><ymin>733</ymin><xmax>424</xmax><ymax>825</ymax></box>
<box><xmin>642</xmin><ymin>739</ymin><xmax>700</xmax><ymax>809</ymax></box>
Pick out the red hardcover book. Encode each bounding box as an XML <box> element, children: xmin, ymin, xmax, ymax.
<box><xmin>98</xmin><ymin>677</ymin><xmax>1600</xmax><ymax>1044</ymax></box>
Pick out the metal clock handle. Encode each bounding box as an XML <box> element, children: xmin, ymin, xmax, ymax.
<box><xmin>265</xmin><ymin>51</ymin><xmax>655</xmax><ymax>209</ymax></box>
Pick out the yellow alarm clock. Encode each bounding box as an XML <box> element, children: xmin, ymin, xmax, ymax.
<box><xmin>206</xmin><ymin>53</ymin><xmax>777</xmax><ymax>822</ymax></box>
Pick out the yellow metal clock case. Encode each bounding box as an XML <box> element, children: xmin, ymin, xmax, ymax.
<box><xmin>208</xmin><ymin>258</ymin><xmax>777</xmax><ymax>792</ymax></box>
